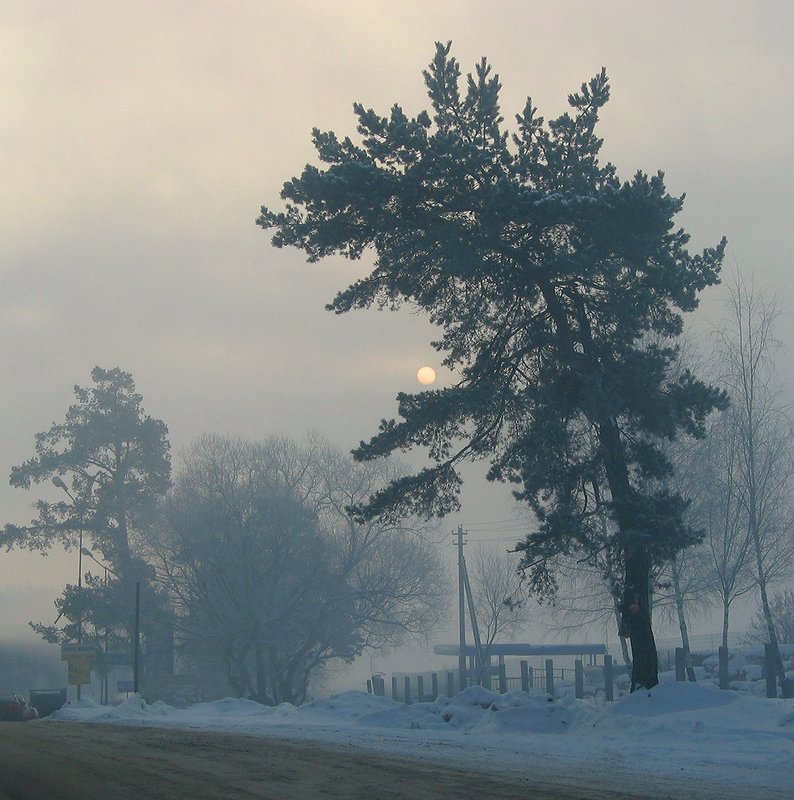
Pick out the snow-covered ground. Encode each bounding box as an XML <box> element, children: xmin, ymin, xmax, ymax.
<box><xmin>50</xmin><ymin>678</ymin><xmax>793</xmax><ymax>797</ymax></box>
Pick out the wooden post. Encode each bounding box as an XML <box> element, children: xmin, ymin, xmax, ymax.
<box><xmin>446</xmin><ymin>671</ymin><xmax>455</xmax><ymax>698</ymax></box>
<box><xmin>718</xmin><ymin>646</ymin><xmax>730</xmax><ymax>690</ymax></box>
<box><xmin>520</xmin><ymin>660</ymin><xmax>529</xmax><ymax>693</ymax></box>
<box><xmin>498</xmin><ymin>656</ymin><xmax>507</xmax><ymax>693</ymax></box>
<box><xmin>366</xmin><ymin>679</ymin><xmax>373</xmax><ymax>695</ymax></box>
<box><xmin>133</xmin><ymin>581</ymin><xmax>141</xmax><ymax>694</ymax></box>
<box><xmin>391</xmin><ymin>676</ymin><xmax>398</xmax><ymax>701</ymax></box>
<box><xmin>675</xmin><ymin>647</ymin><xmax>686</xmax><ymax>682</ymax></box>
<box><xmin>404</xmin><ymin>676</ymin><xmax>412</xmax><ymax>705</ymax></box>
<box><xmin>574</xmin><ymin>659</ymin><xmax>584</xmax><ymax>699</ymax></box>
<box><xmin>528</xmin><ymin>665</ymin><xmax>534</xmax><ymax>688</ymax></box>
<box><xmin>417</xmin><ymin>675</ymin><xmax>425</xmax><ymax>703</ymax></box>
<box><xmin>431</xmin><ymin>672</ymin><xmax>439</xmax><ymax>700</ymax></box>
<box><xmin>764</xmin><ymin>643</ymin><xmax>777</xmax><ymax>698</ymax></box>
<box><xmin>603</xmin><ymin>654</ymin><xmax>614</xmax><ymax>701</ymax></box>
<box><xmin>545</xmin><ymin>658</ymin><xmax>554</xmax><ymax>697</ymax></box>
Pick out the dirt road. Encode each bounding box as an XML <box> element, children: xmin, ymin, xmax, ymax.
<box><xmin>0</xmin><ymin>721</ymin><xmax>783</xmax><ymax>799</ymax></box>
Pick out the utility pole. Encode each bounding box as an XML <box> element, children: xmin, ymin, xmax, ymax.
<box><xmin>455</xmin><ymin>526</ymin><xmax>467</xmax><ymax>690</ymax></box>
<box><xmin>462</xmin><ymin>553</ymin><xmax>486</xmax><ymax>687</ymax></box>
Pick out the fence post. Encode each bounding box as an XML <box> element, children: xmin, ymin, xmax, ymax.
<box><xmin>764</xmin><ymin>643</ymin><xmax>777</xmax><ymax>698</ymax></box>
<box><xmin>574</xmin><ymin>659</ymin><xmax>584</xmax><ymax>699</ymax></box>
<box><xmin>447</xmin><ymin>671</ymin><xmax>455</xmax><ymax>698</ymax></box>
<box><xmin>545</xmin><ymin>658</ymin><xmax>555</xmax><ymax>697</ymax></box>
<box><xmin>417</xmin><ymin>675</ymin><xmax>425</xmax><ymax>703</ymax></box>
<box><xmin>404</xmin><ymin>676</ymin><xmax>412</xmax><ymax>705</ymax></box>
<box><xmin>718</xmin><ymin>646</ymin><xmax>729</xmax><ymax>690</ymax></box>
<box><xmin>498</xmin><ymin>657</ymin><xmax>507</xmax><ymax>693</ymax></box>
<box><xmin>431</xmin><ymin>672</ymin><xmax>439</xmax><ymax>700</ymax></box>
<box><xmin>366</xmin><ymin>679</ymin><xmax>373</xmax><ymax>695</ymax></box>
<box><xmin>520</xmin><ymin>660</ymin><xmax>529</xmax><ymax>692</ymax></box>
<box><xmin>391</xmin><ymin>676</ymin><xmax>398</xmax><ymax>701</ymax></box>
<box><xmin>528</xmin><ymin>665</ymin><xmax>534</xmax><ymax>688</ymax></box>
<box><xmin>603</xmin><ymin>654</ymin><xmax>613</xmax><ymax>701</ymax></box>
<box><xmin>675</xmin><ymin>647</ymin><xmax>686</xmax><ymax>682</ymax></box>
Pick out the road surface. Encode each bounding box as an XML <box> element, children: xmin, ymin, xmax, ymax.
<box><xmin>0</xmin><ymin>721</ymin><xmax>784</xmax><ymax>799</ymax></box>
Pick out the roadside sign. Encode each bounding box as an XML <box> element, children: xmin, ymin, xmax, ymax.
<box><xmin>61</xmin><ymin>643</ymin><xmax>99</xmax><ymax>659</ymax></box>
<box><xmin>68</xmin><ymin>656</ymin><xmax>92</xmax><ymax>686</ymax></box>
<box><xmin>62</xmin><ymin>644</ymin><xmax>98</xmax><ymax>686</ymax></box>
<box><xmin>117</xmin><ymin>680</ymin><xmax>134</xmax><ymax>693</ymax></box>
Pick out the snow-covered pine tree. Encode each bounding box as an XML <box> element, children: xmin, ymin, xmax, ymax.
<box><xmin>259</xmin><ymin>42</ymin><xmax>727</xmax><ymax>690</ymax></box>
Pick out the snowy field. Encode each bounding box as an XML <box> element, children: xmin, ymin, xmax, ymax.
<box><xmin>50</xmin><ymin>678</ymin><xmax>793</xmax><ymax>798</ymax></box>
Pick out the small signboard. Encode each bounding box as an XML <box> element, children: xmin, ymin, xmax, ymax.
<box><xmin>61</xmin><ymin>643</ymin><xmax>99</xmax><ymax>659</ymax></box>
<box><xmin>117</xmin><ymin>680</ymin><xmax>134</xmax><ymax>694</ymax></box>
<box><xmin>61</xmin><ymin>643</ymin><xmax>98</xmax><ymax>686</ymax></box>
<box><xmin>67</xmin><ymin>656</ymin><xmax>93</xmax><ymax>686</ymax></box>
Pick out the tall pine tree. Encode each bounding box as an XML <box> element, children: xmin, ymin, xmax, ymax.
<box><xmin>3</xmin><ymin>367</ymin><xmax>171</xmax><ymax>647</ymax></box>
<box><xmin>258</xmin><ymin>43</ymin><xmax>727</xmax><ymax>690</ymax></box>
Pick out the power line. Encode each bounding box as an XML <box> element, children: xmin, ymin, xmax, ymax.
<box><xmin>464</xmin><ymin>518</ymin><xmax>529</xmax><ymax>529</ymax></box>
<box><xmin>464</xmin><ymin>526</ymin><xmax>526</xmax><ymax>533</ymax></box>
<box><xmin>465</xmin><ymin>536</ymin><xmax>525</xmax><ymax>544</ymax></box>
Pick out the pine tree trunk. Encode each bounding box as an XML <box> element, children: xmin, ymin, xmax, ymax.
<box><xmin>622</xmin><ymin>547</ymin><xmax>659</xmax><ymax>691</ymax></box>
<box><xmin>544</xmin><ymin>284</ymin><xmax>660</xmax><ymax>690</ymax></box>
<box><xmin>598</xmin><ymin>416</ymin><xmax>659</xmax><ymax>691</ymax></box>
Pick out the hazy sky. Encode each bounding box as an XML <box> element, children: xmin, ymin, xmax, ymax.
<box><xmin>2</xmin><ymin>1</ymin><xmax>793</xmax><ymax>642</ymax></box>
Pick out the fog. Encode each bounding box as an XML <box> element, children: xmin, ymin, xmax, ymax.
<box><xmin>2</xmin><ymin>1</ymin><xmax>792</xmax><ymax>663</ymax></box>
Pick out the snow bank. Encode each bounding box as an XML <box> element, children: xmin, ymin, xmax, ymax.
<box><xmin>49</xmin><ymin>681</ymin><xmax>793</xmax><ymax>796</ymax></box>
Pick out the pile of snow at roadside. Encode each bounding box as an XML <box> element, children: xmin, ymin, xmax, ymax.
<box><xmin>595</xmin><ymin>681</ymin><xmax>779</xmax><ymax>739</ymax></box>
<box><xmin>351</xmin><ymin>685</ymin><xmax>598</xmax><ymax>734</ymax></box>
<box><xmin>49</xmin><ymin>681</ymin><xmax>794</xmax><ymax>795</ymax></box>
<box><xmin>52</xmin><ymin>685</ymin><xmax>600</xmax><ymax>736</ymax></box>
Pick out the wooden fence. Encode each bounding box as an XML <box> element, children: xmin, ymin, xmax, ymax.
<box><xmin>369</xmin><ymin>642</ymin><xmax>792</xmax><ymax>703</ymax></box>
<box><xmin>368</xmin><ymin>655</ymin><xmax>619</xmax><ymax>703</ymax></box>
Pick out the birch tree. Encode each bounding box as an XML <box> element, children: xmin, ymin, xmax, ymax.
<box><xmin>716</xmin><ymin>277</ymin><xmax>794</xmax><ymax>693</ymax></box>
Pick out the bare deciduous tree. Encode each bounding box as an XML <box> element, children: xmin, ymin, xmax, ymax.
<box><xmin>685</xmin><ymin>412</ymin><xmax>756</xmax><ymax>647</ymax></box>
<box><xmin>715</xmin><ymin>276</ymin><xmax>794</xmax><ymax>693</ymax></box>
<box><xmin>145</xmin><ymin>435</ymin><xmax>449</xmax><ymax>705</ymax></box>
<box><xmin>746</xmin><ymin>589</ymin><xmax>794</xmax><ymax>646</ymax></box>
<box><xmin>534</xmin><ymin>521</ymin><xmax>633</xmax><ymax>667</ymax></box>
<box><xmin>469</xmin><ymin>544</ymin><xmax>532</xmax><ymax>680</ymax></box>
